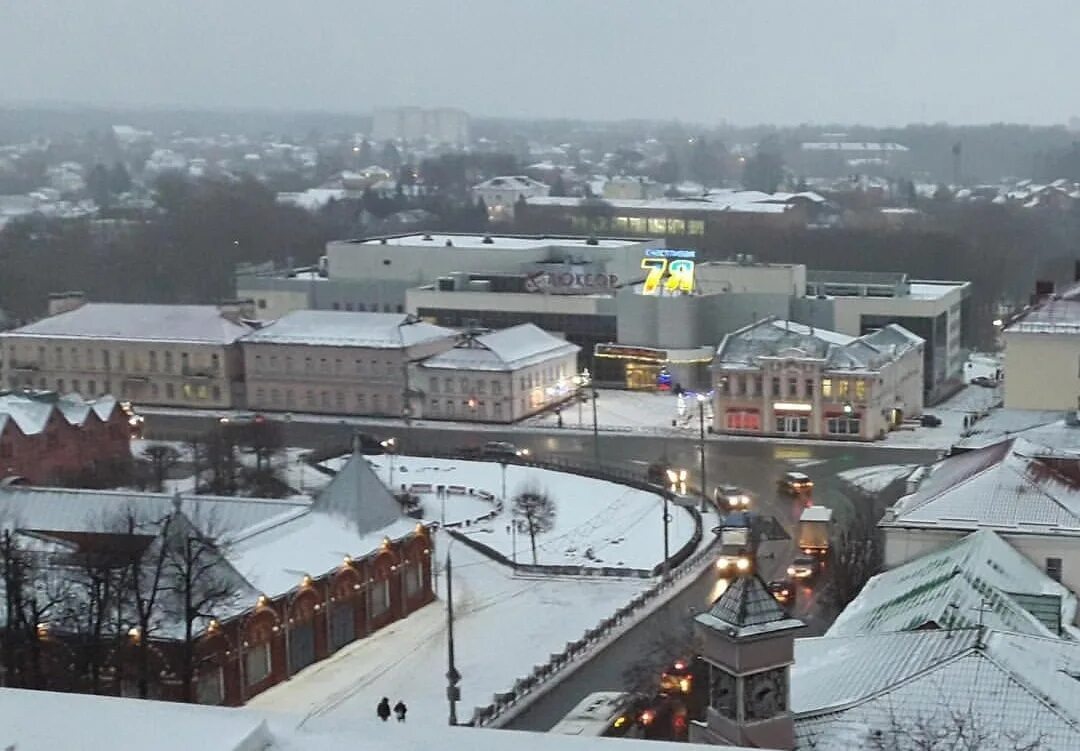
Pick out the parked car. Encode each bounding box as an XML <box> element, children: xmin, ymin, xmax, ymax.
<box><xmin>971</xmin><ymin>375</ymin><xmax>996</xmax><ymax>388</ymax></box>
<box><xmin>219</xmin><ymin>411</ymin><xmax>265</xmax><ymax>425</ymax></box>
<box><xmin>767</xmin><ymin>579</ymin><xmax>796</xmax><ymax>606</ymax></box>
<box><xmin>714</xmin><ymin>484</ymin><xmax>751</xmax><ymax>511</ymax></box>
<box><xmin>779</xmin><ymin>471</ymin><xmax>814</xmax><ymax>495</ymax></box>
<box><xmin>479</xmin><ymin>441</ymin><xmax>530</xmax><ymax>459</ymax></box>
<box><xmin>787</xmin><ymin>555</ymin><xmax>818</xmax><ymax>580</ymax></box>
<box><xmin>920</xmin><ymin>413</ymin><xmax>942</xmax><ymax>427</ymax></box>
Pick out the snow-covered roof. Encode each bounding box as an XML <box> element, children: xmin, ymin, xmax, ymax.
<box><xmin>827</xmin><ymin>529</ymin><xmax>1077</xmax><ymax>639</ymax></box>
<box><xmin>885</xmin><ymin>437</ymin><xmax>1080</xmax><ymax>535</ymax></box>
<box><xmin>0</xmin><ymin>391</ymin><xmax>120</xmax><ymax>436</ymax></box>
<box><xmin>418</xmin><ymin>324</ymin><xmax>580</xmax><ymax>372</ymax></box>
<box><xmin>526</xmin><ymin>191</ymin><xmax>804</xmax><ymax>214</ymax></box>
<box><xmin>800</xmin><ymin>141</ymin><xmax>909</xmax><ymax>152</ymax></box>
<box><xmin>906</xmin><ymin>280</ymin><xmax>969</xmax><ymax>300</ymax></box>
<box><xmin>8</xmin><ymin>303</ymin><xmax>253</xmax><ymax>344</ymax></box>
<box><xmin>241</xmin><ymin>310</ymin><xmax>457</xmax><ymax>349</ymax></box>
<box><xmin>0</xmin><ymin>688</ymin><xmax>766</xmax><ymax>751</ymax></box>
<box><xmin>713</xmin><ymin>318</ymin><xmax>921</xmax><ymax>373</ymax></box>
<box><xmin>473</xmin><ymin>175</ymin><xmax>550</xmax><ymax>192</ymax></box>
<box><xmin>352</xmin><ymin>234</ymin><xmax>642</xmax><ymax>250</ymax></box>
<box><xmin>1005</xmin><ymin>294</ymin><xmax>1080</xmax><ymax>335</ymax></box>
<box><xmin>695</xmin><ymin>574</ymin><xmax>804</xmax><ymax>639</ymax></box>
<box><xmin>792</xmin><ymin>629</ymin><xmax>1080</xmax><ymax>750</ymax></box>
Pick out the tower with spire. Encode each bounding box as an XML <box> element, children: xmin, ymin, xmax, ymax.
<box><xmin>690</xmin><ymin>574</ymin><xmax>805</xmax><ymax>750</ymax></box>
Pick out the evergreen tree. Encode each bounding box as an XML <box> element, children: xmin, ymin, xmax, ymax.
<box><xmin>742</xmin><ymin>136</ymin><xmax>785</xmax><ymax>193</ymax></box>
<box><xmin>86</xmin><ymin>164</ymin><xmax>112</xmax><ymax>207</ymax></box>
<box><xmin>549</xmin><ymin>174</ymin><xmax>567</xmax><ymax>197</ymax></box>
<box><xmin>109</xmin><ymin>162</ymin><xmax>132</xmax><ymax>195</ymax></box>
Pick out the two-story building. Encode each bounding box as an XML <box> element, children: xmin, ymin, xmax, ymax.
<box><xmin>240</xmin><ymin>310</ymin><xmax>458</xmax><ymax>418</ymax></box>
<box><xmin>0</xmin><ymin>293</ymin><xmax>253</xmax><ymax>409</ymax></box>
<box><xmin>410</xmin><ymin>323</ymin><xmax>581</xmax><ymax>422</ymax></box>
<box><xmin>1003</xmin><ymin>281</ymin><xmax>1080</xmax><ymax>410</ymax></box>
<box><xmin>711</xmin><ymin>318</ymin><xmax>924</xmax><ymax>440</ymax></box>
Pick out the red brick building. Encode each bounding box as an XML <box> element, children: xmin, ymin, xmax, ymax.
<box><xmin>0</xmin><ymin>452</ymin><xmax>434</xmax><ymax>705</ymax></box>
<box><xmin>0</xmin><ymin>391</ymin><xmax>132</xmax><ymax>483</ymax></box>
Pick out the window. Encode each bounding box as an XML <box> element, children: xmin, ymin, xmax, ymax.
<box><xmin>270</xmin><ymin>389</ymin><xmax>280</xmax><ymax>406</ymax></box>
<box><xmin>788</xmin><ymin>377</ymin><xmax>798</xmax><ymax>398</ymax></box>
<box><xmin>459</xmin><ymin>377</ymin><xmax>468</xmax><ymax>393</ymax></box>
<box><xmin>445</xmin><ymin>378</ymin><xmax>454</xmax><ymax>393</ymax></box>
<box><xmin>164</xmin><ymin>351</ymin><xmax>173</xmax><ymax>373</ymax></box>
<box><xmin>647</xmin><ymin>217</ymin><xmax>667</xmax><ymax>234</ymax></box>
<box><xmin>71</xmin><ymin>348</ymin><xmax>80</xmax><ymax>367</ymax></box>
<box><xmin>854</xmin><ymin>380</ymin><xmax>867</xmax><ymax>401</ymax></box>
<box><xmin>1047</xmin><ymin>557</ymin><xmax>1063</xmax><ymax>583</ymax></box>
<box><xmin>55</xmin><ymin>347</ymin><xmax>63</xmax><ymax>367</ymax></box>
<box><xmin>211</xmin><ymin>354</ymin><xmax>220</xmax><ymax>372</ymax></box>
<box><xmin>356</xmin><ymin>360</ymin><xmax>364</xmax><ymax>375</ymax></box>
<box><xmin>837</xmin><ymin>379</ymin><xmax>850</xmax><ymax>399</ymax></box>
<box><xmin>372</xmin><ymin>394</ymin><xmax>382</xmax><ymax>414</ymax></box>
<box><xmin>197</xmin><ymin>665</ymin><xmax>224</xmax><ymax>705</ymax></box>
<box><xmin>102</xmin><ymin>350</ymin><xmax>110</xmax><ymax>370</ymax></box>
<box><xmin>320</xmin><ymin>358</ymin><xmax>329</xmax><ymax>374</ymax></box>
<box><xmin>305</xmin><ymin>357</ymin><xmax>313</xmax><ymax>374</ymax></box>
<box><xmin>306</xmin><ymin>390</ymin><xmax>315</xmax><ymax>408</ymax></box>
<box><xmin>336</xmin><ymin>391</ymin><xmax>345</xmax><ymax>411</ymax></box>
<box><xmin>181</xmin><ymin>352</ymin><xmax>190</xmax><ymax>371</ymax></box>
<box><xmin>725</xmin><ymin>410</ymin><xmax>761</xmax><ymax>431</ymax></box>
<box><xmin>257</xmin><ymin>298</ymin><xmax>267</xmax><ymax>309</ymax></box>
<box><xmin>821</xmin><ymin>378</ymin><xmax>832</xmax><ymax>398</ymax></box>
<box><xmin>492</xmin><ymin>380</ymin><xmax>502</xmax><ymax>395</ymax></box>
<box><xmin>405</xmin><ymin>562</ymin><xmax>423</xmax><ymax>596</ymax></box>
<box><xmin>429</xmin><ymin>377</ymin><xmax>439</xmax><ymax>393</ymax></box>
<box><xmin>73</xmin><ymin>379</ymin><xmax>81</xmax><ymax>394</ymax></box>
<box><xmin>827</xmin><ymin>416</ymin><xmax>862</xmax><ymax>435</ymax></box>
<box><xmin>771</xmin><ymin>377</ymin><xmax>781</xmax><ymax>397</ymax></box>
<box><xmin>57</xmin><ymin>378</ymin><xmax>64</xmax><ymax>392</ymax></box>
<box><xmin>371</xmin><ymin>579</ymin><xmax>390</xmax><ymax>616</ymax></box>
<box><xmin>357</xmin><ymin>393</ymin><xmax>366</xmax><ymax>411</ymax></box>
<box><xmin>255</xmin><ymin>388</ymin><xmax>265</xmax><ymax>404</ymax></box>
<box><xmin>334</xmin><ymin>359</ymin><xmax>343</xmax><ymax>375</ymax></box>
<box><xmin>320</xmin><ymin>391</ymin><xmax>330</xmax><ymax>409</ymax></box>
<box><xmin>805</xmin><ymin>379</ymin><xmax>814</xmax><ymax>398</ymax></box>
<box><xmin>269</xmin><ymin>355</ymin><xmax>278</xmax><ymax>371</ymax></box>
<box><xmin>477</xmin><ymin>380</ymin><xmax>486</xmax><ymax>394</ymax></box>
<box><xmin>148</xmin><ymin>383</ymin><xmax>156</xmax><ymax>398</ymax></box>
<box><xmin>667</xmin><ymin>218</ymin><xmax>686</xmax><ymax>234</ymax></box>
<box><xmin>345</xmin><ymin>303</ymin><xmax>353</xmax><ymax>311</ymax></box>
<box><xmin>687</xmin><ymin>219</ymin><xmax>705</xmax><ymax>235</ymax></box>
<box><xmin>286</xmin><ymin>390</ymin><xmax>295</xmax><ymax>408</ymax></box>
<box><xmin>244</xmin><ymin>643</ymin><xmax>271</xmax><ymax>686</ymax></box>
<box><xmin>211</xmin><ymin>385</ymin><xmax>221</xmax><ymax>400</ymax></box>
<box><xmin>87</xmin><ymin>379</ymin><xmax>96</xmax><ymax>395</ymax></box>
<box><xmin>285</xmin><ymin>356</ymin><xmax>293</xmax><ymax>374</ymax></box>
<box><xmin>166</xmin><ymin>383</ymin><xmax>175</xmax><ymax>400</ymax></box>
<box><xmin>148</xmin><ymin>351</ymin><xmax>157</xmax><ymax>372</ymax></box>
<box><xmin>254</xmin><ymin>355</ymin><xmax>263</xmax><ymax>372</ymax></box>
<box><xmin>332</xmin><ymin>302</ymin><xmax>341</xmax><ymax>310</ymax></box>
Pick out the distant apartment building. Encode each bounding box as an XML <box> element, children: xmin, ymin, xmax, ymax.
<box><xmin>0</xmin><ymin>391</ymin><xmax>131</xmax><ymax>483</ymax></box>
<box><xmin>711</xmin><ymin>318</ymin><xmax>924</xmax><ymax>441</ymax></box>
<box><xmin>471</xmin><ymin>176</ymin><xmax>550</xmax><ymax>223</ymax></box>
<box><xmin>410</xmin><ymin>324</ymin><xmax>580</xmax><ymax>423</ymax></box>
<box><xmin>0</xmin><ymin>294</ymin><xmax>253</xmax><ymax>409</ymax></box>
<box><xmin>371</xmin><ymin>107</ymin><xmax>469</xmax><ymax>145</ymax></box>
<box><xmin>791</xmin><ymin>270</ymin><xmax>970</xmax><ymax>403</ymax></box>
<box><xmin>240</xmin><ymin>310</ymin><xmax>458</xmax><ymax>419</ymax></box>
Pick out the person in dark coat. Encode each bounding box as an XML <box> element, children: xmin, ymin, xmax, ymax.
<box><xmin>377</xmin><ymin>697</ymin><xmax>391</xmax><ymax>721</ymax></box>
<box><xmin>394</xmin><ymin>700</ymin><xmax>407</xmax><ymax>722</ymax></box>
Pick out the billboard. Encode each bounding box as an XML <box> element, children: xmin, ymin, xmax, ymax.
<box><xmin>641</xmin><ymin>248</ymin><xmax>696</xmax><ymax>295</ymax></box>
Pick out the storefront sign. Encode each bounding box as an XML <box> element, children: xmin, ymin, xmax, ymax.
<box><xmin>641</xmin><ymin>248</ymin><xmax>696</xmax><ymax>295</ymax></box>
<box><xmin>773</xmin><ymin>402</ymin><xmax>813</xmax><ymax>412</ymax></box>
<box><xmin>525</xmin><ymin>271</ymin><xmax>618</xmax><ymax>292</ymax></box>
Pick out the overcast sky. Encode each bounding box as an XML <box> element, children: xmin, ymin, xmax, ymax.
<box><xmin>4</xmin><ymin>1</ymin><xmax>1078</xmax><ymax>125</ymax></box>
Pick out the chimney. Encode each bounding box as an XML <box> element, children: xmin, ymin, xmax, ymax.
<box><xmin>47</xmin><ymin>291</ymin><xmax>86</xmax><ymax>317</ymax></box>
<box><xmin>219</xmin><ymin>298</ymin><xmax>256</xmax><ymax>323</ymax></box>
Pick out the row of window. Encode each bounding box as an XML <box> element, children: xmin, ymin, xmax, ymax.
<box><xmin>329</xmin><ymin>301</ymin><xmax>404</xmax><ymax>314</ymax></box>
<box><xmin>716</xmin><ymin>373</ymin><xmax>869</xmax><ymax>401</ymax></box>
<box><xmin>568</xmin><ymin>214</ymin><xmax>706</xmax><ymax>236</ymax></box>
<box><xmin>252</xmin><ymin>354</ymin><xmax>400</xmax><ymax>378</ymax></box>
<box><xmin>724</xmin><ymin>410</ymin><xmax>863</xmax><ymax>436</ymax></box>
<box><xmin>253</xmin><ymin>387</ymin><xmax>400</xmax><ymax>415</ymax></box>
<box><xmin>6</xmin><ymin>375</ymin><xmax>221</xmax><ymax>402</ymax></box>
<box><xmin>6</xmin><ymin>345</ymin><xmax>220</xmax><ymax>375</ymax></box>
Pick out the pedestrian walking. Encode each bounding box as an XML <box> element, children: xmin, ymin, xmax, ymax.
<box><xmin>377</xmin><ymin>697</ymin><xmax>391</xmax><ymax>722</ymax></box>
<box><xmin>394</xmin><ymin>700</ymin><xmax>407</xmax><ymax>722</ymax></box>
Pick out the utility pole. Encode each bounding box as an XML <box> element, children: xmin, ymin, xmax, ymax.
<box><xmin>698</xmin><ymin>396</ymin><xmax>708</xmax><ymax>513</ymax></box>
<box><xmin>662</xmin><ymin>492</ymin><xmax>671</xmax><ymax>579</ymax></box>
<box><xmin>446</xmin><ymin>553</ymin><xmax>461</xmax><ymax>725</ymax></box>
<box><xmin>591</xmin><ymin>389</ymin><xmax>600</xmax><ymax>466</ymax></box>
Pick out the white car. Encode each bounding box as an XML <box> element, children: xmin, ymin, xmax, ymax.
<box><xmin>714</xmin><ymin>484</ymin><xmax>751</xmax><ymax>510</ymax></box>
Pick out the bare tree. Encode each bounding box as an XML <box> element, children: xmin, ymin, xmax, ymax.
<box><xmin>511</xmin><ymin>483</ymin><xmax>556</xmax><ymax>565</ymax></box>
<box><xmin>139</xmin><ymin>443</ymin><xmax>182</xmax><ymax>493</ymax></box>
<box><xmin>867</xmin><ymin>705</ymin><xmax>1047</xmax><ymax>751</ymax></box>
<box><xmin>162</xmin><ymin>509</ymin><xmax>245</xmax><ymax>702</ymax></box>
<box><xmin>823</xmin><ymin>482</ymin><xmax>891</xmax><ymax>612</ymax></box>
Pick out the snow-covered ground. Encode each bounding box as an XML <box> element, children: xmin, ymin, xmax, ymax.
<box><xmin>836</xmin><ymin>464</ymin><xmax>917</xmax><ymax>494</ymax></box>
<box><xmin>364</xmin><ymin>455</ymin><xmax>696</xmax><ymax>570</ymax></box>
<box><xmin>524</xmin><ymin>389</ymin><xmax>691</xmax><ymax>435</ymax></box>
<box><xmin>249</xmin><ymin>538</ymin><xmax>650</xmax><ymax>731</ymax></box>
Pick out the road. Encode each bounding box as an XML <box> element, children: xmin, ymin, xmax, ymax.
<box><xmin>143</xmin><ymin>411</ymin><xmax>935</xmax><ymax>730</ymax></box>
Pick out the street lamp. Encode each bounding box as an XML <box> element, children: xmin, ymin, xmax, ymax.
<box><xmin>696</xmin><ymin>393</ymin><xmax>708</xmax><ymax>513</ymax></box>
<box><xmin>500</xmin><ymin>459</ymin><xmax>516</xmax><ymax>563</ymax></box>
<box><xmin>445</xmin><ymin>550</ymin><xmax>461</xmax><ymax>725</ymax></box>
<box><xmin>591</xmin><ymin>389</ymin><xmax>600</xmax><ymax>466</ymax></box>
<box><xmin>381</xmin><ymin>437</ymin><xmax>398</xmax><ymax>492</ymax></box>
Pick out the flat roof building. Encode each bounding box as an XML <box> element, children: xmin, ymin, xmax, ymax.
<box><xmin>1003</xmin><ymin>282</ymin><xmax>1080</xmax><ymax>410</ymax></box>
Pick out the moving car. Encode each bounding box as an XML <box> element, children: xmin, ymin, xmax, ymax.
<box><xmin>219</xmin><ymin>411</ymin><xmax>265</xmax><ymax>425</ymax></box>
<box><xmin>787</xmin><ymin>555</ymin><xmax>818</xmax><ymax>580</ymax></box>
<box><xmin>714</xmin><ymin>484</ymin><xmax>751</xmax><ymax>511</ymax></box>
<box><xmin>779</xmin><ymin>471</ymin><xmax>814</xmax><ymax>495</ymax></box>
<box><xmin>971</xmin><ymin>375</ymin><xmax>996</xmax><ymax>388</ymax></box>
<box><xmin>920</xmin><ymin>413</ymin><xmax>942</xmax><ymax>427</ymax></box>
<box><xmin>120</xmin><ymin>401</ymin><xmax>144</xmax><ymax>438</ymax></box>
<box><xmin>480</xmin><ymin>441</ymin><xmax>530</xmax><ymax>459</ymax></box>
<box><xmin>798</xmin><ymin>505</ymin><xmax>833</xmax><ymax>557</ymax></box>
<box><xmin>715</xmin><ymin>511</ymin><xmax>753</xmax><ymax>575</ymax></box>
<box><xmin>767</xmin><ymin>580</ymin><xmax>796</xmax><ymax>606</ymax></box>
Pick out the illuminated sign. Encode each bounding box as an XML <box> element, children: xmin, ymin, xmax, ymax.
<box><xmin>641</xmin><ymin>248</ymin><xmax>696</xmax><ymax>294</ymax></box>
<box><xmin>773</xmin><ymin>402</ymin><xmax>813</xmax><ymax>412</ymax></box>
<box><xmin>644</xmin><ymin>248</ymin><xmax>697</xmax><ymax>260</ymax></box>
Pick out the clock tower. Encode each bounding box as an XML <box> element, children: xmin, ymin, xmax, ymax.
<box><xmin>689</xmin><ymin>574</ymin><xmax>805</xmax><ymax>750</ymax></box>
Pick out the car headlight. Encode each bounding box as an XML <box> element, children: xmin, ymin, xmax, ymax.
<box><xmin>735</xmin><ymin>558</ymin><xmax>750</xmax><ymax>571</ymax></box>
<box><xmin>787</xmin><ymin>566</ymin><xmax>796</xmax><ymax>576</ymax></box>
<box><xmin>717</xmin><ymin>559</ymin><xmax>731</xmax><ymax>569</ymax></box>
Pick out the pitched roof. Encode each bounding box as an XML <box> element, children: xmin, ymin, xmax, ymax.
<box><xmin>418</xmin><ymin>324</ymin><xmax>580</xmax><ymax>372</ymax></box>
<box><xmin>241</xmin><ymin>310</ymin><xmax>457</xmax><ymax>349</ymax></box>
<box><xmin>885</xmin><ymin>438</ymin><xmax>1080</xmax><ymax>535</ymax></box>
<box><xmin>7</xmin><ymin>303</ymin><xmax>252</xmax><ymax>343</ymax></box>
<box><xmin>792</xmin><ymin>629</ymin><xmax>1080</xmax><ymax>750</ymax></box>
<box><xmin>713</xmin><ymin>318</ymin><xmax>922</xmax><ymax>373</ymax></box>
<box><xmin>0</xmin><ymin>391</ymin><xmax>120</xmax><ymax>437</ymax></box>
<box><xmin>827</xmin><ymin>529</ymin><xmax>1076</xmax><ymax>639</ymax></box>
<box><xmin>695</xmin><ymin>574</ymin><xmax>804</xmax><ymax>638</ymax></box>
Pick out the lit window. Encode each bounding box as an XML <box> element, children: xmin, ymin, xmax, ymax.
<box><xmin>854</xmin><ymin>380</ymin><xmax>866</xmax><ymax>401</ymax></box>
<box><xmin>667</xmin><ymin>218</ymin><xmax>686</xmax><ymax>234</ymax></box>
<box><xmin>837</xmin><ymin>380</ymin><xmax>850</xmax><ymax>399</ymax></box>
<box><xmin>647</xmin><ymin>217</ymin><xmax>667</xmax><ymax>235</ymax></box>
<box><xmin>687</xmin><ymin>220</ymin><xmax>705</xmax><ymax>235</ymax></box>
<box><xmin>821</xmin><ymin>378</ymin><xmax>832</xmax><ymax>398</ymax></box>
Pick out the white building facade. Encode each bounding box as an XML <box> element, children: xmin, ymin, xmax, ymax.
<box><xmin>410</xmin><ymin>324</ymin><xmax>581</xmax><ymax>423</ymax></box>
<box><xmin>471</xmin><ymin>176</ymin><xmax>550</xmax><ymax>222</ymax></box>
<box><xmin>1003</xmin><ymin>285</ymin><xmax>1080</xmax><ymax>410</ymax></box>
<box><xmin>711</xmin><ymin>319</ymin><xmax>924</xmax><ymax>441</ymax></box>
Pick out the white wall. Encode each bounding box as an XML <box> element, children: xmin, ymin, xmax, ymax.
<box><xmin>1004</xmin><ymin>331</ymin><xmax>1080</xmax><ymax>410</ymax></box>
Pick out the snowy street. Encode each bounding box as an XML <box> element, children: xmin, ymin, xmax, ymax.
<box><xmin>248</xmin><ymin>537</ymin><xmax>650</xmax><ymax>731</ymax></box>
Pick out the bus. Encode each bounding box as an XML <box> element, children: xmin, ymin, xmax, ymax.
<box><xmin>549</xmin><ymin>692</ymin><xmax>637</xmax><ymax>738</ymax></box>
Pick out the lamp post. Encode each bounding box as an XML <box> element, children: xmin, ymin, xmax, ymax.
<box><xmin>445</xmin><ymin>551</ymin><xmax>461</xmax><ymax>725</ymax></box>
<box><xmin>697</xmin><ymin>393</ymin><xmax>708</xmax><ymax>513</ymax></box>
<box><xmin>591</xmin><ymin>389</ymin><xmax>600</xmax><ymax>466</ymax></box>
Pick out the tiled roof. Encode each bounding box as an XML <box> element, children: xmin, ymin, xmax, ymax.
<box><xmin>827</xmin><ymin>529</ymin><xmax>1076</xmax><ymax>639</ymax></box>
<box><xmin>241</xmin><ymin>310</ymin><xmax>457</xmax><ymax>349</ymax></box>
<box><xmin>792</xmin><ymin>630</ymin><xmax>1080</xmax><ymax>750</ymax></box>
<box><xmin>418</xmin><ymin>324</ymin><xmax>580</xmax><ymax>372</ymax></box>
<box><xmin>713</xmin><ymin>318</ymin><xmax>922</xmax><ymax>373</ymax></box>
<box><xmin>886</xmin><ymin>438</ymin><xmax>1080</xmax><ymax>534</ymax></box>
<box><xmin>7</xmin><ymin>303</ymin><xmax>252</xmax><ymax>343</ymax></box>
<box><xmin>695</xmin><ymin>575</ymin><xmax>804</xmax><ymax>638</ymax></box>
